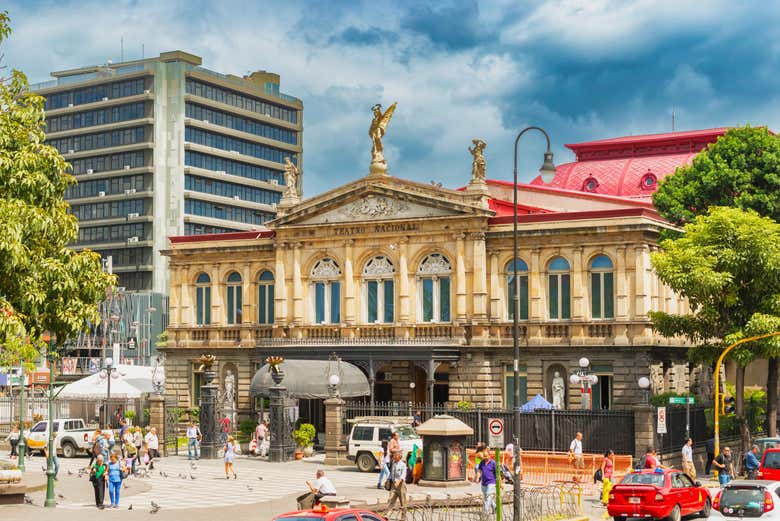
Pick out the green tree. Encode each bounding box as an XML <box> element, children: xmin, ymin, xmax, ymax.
<box><xmin>653</xmin><ymin>126</ymin><xmax>780</xmax><ymax>227</ymax></box>
<box><xmin>0</xmin><ymin>12</ymin><xmax>114</xmax><ymax>366</ymax></box>
<box><xmin>650</xmin><ymin>207</ymin><xmax>780</xmax><ymax>445</ymax></box>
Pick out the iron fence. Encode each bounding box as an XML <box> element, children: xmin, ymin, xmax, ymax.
<box><xmin>344</xmin><ymin>401</ymin><xmax>635</xmax><ymax>455</ymax></box>
<box><xmin>659</xmin><ymin>406</ymin><xmax>709</xmax><ymax>453</ymax></box>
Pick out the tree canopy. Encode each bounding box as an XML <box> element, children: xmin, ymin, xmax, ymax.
<box><xmin>653</xmin><ymin>126</ymin><xmax>780</xmax><ymax>227</ymax></box>
<box><xmin>0</xmin><ymin>12</ymin><xmax>114</xmax><ymax>366</ymax></box>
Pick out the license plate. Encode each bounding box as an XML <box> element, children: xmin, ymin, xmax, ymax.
<box><xmin>628</xmin><ymin>497</ymin><xmax>641</xmax><ymax>504</ymax></box>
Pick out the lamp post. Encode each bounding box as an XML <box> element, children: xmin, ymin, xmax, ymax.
<box><xmin>511</xmin><ymin>126</ymin><xmax>556</xmax><ymax>521</ymax></box>
<box><xmin>44</xmin><ymin>334</ymin><xmax>58</xmax><ymax>508</ymax></box>
<box><xmin>328</xmin><ymin>374</ymin><xmax>340</xmax><ymax>398</ymax></box>
<box><xmin>570</xmin><ymin>357</ymin><xmax>598</xmax><ymax>410</ymax></box>
<box><xmin>17</xmin><ymin>361</ymin><xmax>26</xmax><ymax>471</ymax></box>
<box><xmin>145</xmin><ymin>306</ymin><xmax>157</xmax><ymax>365</ymax></box>
<box><xmin>638</xmin><ymin>376</ymin><xmax>651</xmax><ymax>406</ymax></box>
<box><xmin>99</xmin><ymin>357</ymin><xmax>120</xmax><ymax>427</ymax></box>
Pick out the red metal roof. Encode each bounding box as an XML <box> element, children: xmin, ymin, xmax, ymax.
<box><xmin>487</xmin><ymin>197</ymin><xmax>551</xmax><ymax>216</ymax></box>
<box><xmin>169</xmin><ymin>230</ymin><xmax>274</xmax><ymax>244</ymax></box>
<box><xmin>488</xmin><ymin>207</ymin><xmax>665</xmax><ymax>225</ymax></box>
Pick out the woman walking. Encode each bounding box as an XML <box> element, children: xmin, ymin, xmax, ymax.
<box><xmin>224</xmin><ymin>435</ymin><xmax>237</xmax><ymax>479</ymax></box>
<box><xmin>90</xmin><ymin>453</ymin><xmax>108</xmax><ymax>509</ymax></box>
<box><xmin>107</xmin><ymin>453</ymin><xmax>128</xmax><ymax>508</ymax></box>
<box><xmin>600</xmin><ymin>449</ymin><xmax>615</xmax><ymax>505</ymax></box>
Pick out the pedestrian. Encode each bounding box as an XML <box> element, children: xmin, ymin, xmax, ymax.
<box><xmin>145</xmin><ymin>426</ymin><xmax>159</xmax><ymax>466</ymax></box>
<box><xmin>224</xmin><ymin>435</ymin><xmax>237</xmax><ymax>479</ymax></box>
<box><xmin>713</xmin><ymin>446</ymin><xmax>735</xmax><ymax>486</ymax></box>
<box><xmin>43</xmin><ymin>444</ymin><xmax>59</xmax><ymax>481</ymax></box>
<box><xmin>138</xmin><ymin>442</ymin><xmax>151</xmax><ymax>474</ymax></box>
<box><xmin>87</xmin><ymin>429</ymin><xmax>102</xmax><ymax>468</ymax></box>
<box><xmin>6</xmin><ymin>423</ymin><xmax>19</xmax><ymax>457</ymax></box>
<box><xmin>745</xmin><ymin>445</ymin><xmax>760</xmax><ymax>480</ymax></box>
<box><xmin>105</xmin><ymin>426</ymin><xmax>116</xmax><ymax>455</ymax></box>
<box><xmin>187</xmin><ymin>420</ymin><xmax>201</xmax><ymax>460</ymax></box>
<box><xmin>124</xmin><ymin>437</ymin><xmax>137</xmax><ymax>474</ymax></box>
<box><xmin>118</xmin><ymin>419</ymin><xmax>128</xmax><ymax>457</ymax></box>
<box><xmin>476</xmin><ymin>445</ymin><xmax>497</xmax><ymax>514</ymax></box>
<box><xmin>388</xmin><ymin>431</ymin><xmax>400</xmax><ymax>456</ymax></box>
<box><xmin>600</xmin><ymin>449</ymin><xmax>614</xmax><ymax>505</ymax></box>
<box><xmin>377</xmin><ymin>437</ymin><xmax>390</xmax><ymax>489</ymax></box>
<box><xmin>473</xmin><ymin>442</ymin><xmax>485</xmax><ymax>482</ymax></box>
<box><xmin>569</xmin><ymin>432</ymin><xmax>584</xmax><ymax>480</ymax></box>
<box><xmin>133</xmin><ymin>425</ymin><xmax>143</xmax><ymax>452</ymax></box>
<box><xmin>705</xmin><ymin>437</ymin><xmax>715</xmax><ymax>475</ymax></box>
<box><xmin>413</xmin><ymin>410</ymin><xmax>422</xmax><ymax>428</ymax></box>
<box><xmin>107</xmin><ymin>452</ymin><xmax>128</xmax><ymax>508</ymax></box>
<box><xmin>90</xmin><ymin>453</ymin><xmax>107</xmax><ymax>509</ymax></box>
<box><xmin>387</xmin><ymin>451</ymin><xmax>408</xmax><ymax>521</ymax></box>
<box><xmin>644</xmin><ymin>447</ymin><xmax>664</xmax><ymax>469</ymax></box>
<box><xmin>681</xmin><ymin>438</ymin><xmax>696</xmax><ymax>479</ymax></box>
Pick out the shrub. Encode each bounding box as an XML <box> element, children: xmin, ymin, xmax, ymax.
<box><xmin>456</xmin><ymin>401</ymin><xmax>474</xmax><ymax>411</ymax></box>
<box><xmin>124</xmin><ymin>410</ymin><xmax>136</xmax><ymax>420</ymax></box>
<box><xmin>293</xmin><ymin>423</ymin><xmax>316</xmax><ymax>448</ymax></box>
<box><xmin>239</xmin><ymin>419</ymin><xmax>256</xmax><ymax>438</ymax></box>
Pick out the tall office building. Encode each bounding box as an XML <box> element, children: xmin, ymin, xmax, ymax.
<box><xmin>32</xmin><ymin>50</ymin><xmax>303</xmax><ymax>295</ymax></box>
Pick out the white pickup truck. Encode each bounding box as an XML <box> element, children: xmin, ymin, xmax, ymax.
<box><xmin>26</xmin><ymin>419</ymin><xmax>99</xmax><ymax>458</ymax></box>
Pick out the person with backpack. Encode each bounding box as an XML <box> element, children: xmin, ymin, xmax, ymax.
<box><xmin>89</xmin><ymin>453</ymin><xmax>107</xmax><ymax>509</ymax></box>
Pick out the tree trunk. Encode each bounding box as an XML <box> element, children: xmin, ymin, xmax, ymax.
<box><xmin>768</xmin><ymin>358</ymin><xmax>778</xmax><ymax>437</ymax></box>
<box><xmin>736</xmin><ymin>365</ymin><xmax>750</xmax><ymax>454</ymax></box>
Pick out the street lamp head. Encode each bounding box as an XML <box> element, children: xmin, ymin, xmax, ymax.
<box><xmin>638</xmin><ymin>376</ymin><xmax>651</xmax><ymax>389</ymax></box>
<box><xmin>588</xmin><ymin>374</ymin><xmax>599</xmax><ymax>385</ymax></box>
<box><xmin>539</xmin><ymin>151</ymin><xmax>556</xmax><ymax>183</ymax></box>
<box><xmin>409</xmin><ymin>382</ymin><xmax>416</xmax><ymax>389</ymax></box>
<box><xmin>328</xmin><ymin>374</ymin><xmax>340</xmax><ymax>387</ymax></box>
<box><xmin>578</xmin><ymin>357</ymin><xmax>590</xmax><ymax>369</ymax></box>
<box><xmin>569</xmin><ymin>373</ymin><xmax>580</xmax><ymax>385</ymax></box>
<box><xmin>104</xmin><ymin>357</ymin><xmax>113</xmax><ymax>367</ymax></box>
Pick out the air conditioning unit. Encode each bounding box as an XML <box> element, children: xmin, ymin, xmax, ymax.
<box><xmin>87</xmin><ymin>169</ymin><xmax>94</xmax><ymax>174</ymax></box>
<box><xmin>68</xmin><ymin>103</ymin><xmax>73</xmax><ymax>108</ymax></box>
<box><xmin>68</xmin><ymin>149</ymin><xmax>74</xmax><ymax>154</ymax></box>
<box><xmin>216</xmin><ymin>170</ymin><xmax>226</xmax><ymax>175</ymax></box>
<box><xmin>233</xmin><ymin>195</ymin><xmax>240</xmax><ymax>200</ymax></box>
<box><xmin>203</xmin><ymin>119</ymin><xmax>209</xmax><ymax>124</ymax></box>
<box><xmin>130</xmin><ymin>188</ymin><xmax>136</xmax><ymax>194</ymax></box>
<box><xmin>271</xmin><ymin>203</ymin><xmax>277</xmax><ymax>210</ymax></box>
<box><xmin>127</xmin><ymin>212</ymin><xmax>139</xmax><ymax>219</ymax></box>
<box><xmin>98</xmin><ymin>191</ymin><xmax>106</xmax><ymax>197</ymax></box>
<box><xmin>270</xmin><ymin>179</ymin><xmax>278</xmax><ymax>185</ymax></box>
<box><xmin>102</xmin><ymin>97</ymin><xmax>108</xmax><ymax>101</ymax></box>
<box><xmin>124</xmin><ymin>189</ymin><xmax>131</xmax><ymax>195</ymax></box>
<box><xmin>127</xmin><ymin>236</ymin><xmax>139</xmax><ymax>243</ymax></box>
<box><xmin>144</xmin><ymin>89</ymin><xmax>150</xmax><ymax>94</ymax></box>
<box><xmin>124</xmin><ymin>165</ymin><xmax>131</xmax><ymax>170</ymax></box>
<box><xmin>230</xmin><ymin>150</ymin><xmax>240</xmax><ymax>155</ymax></box>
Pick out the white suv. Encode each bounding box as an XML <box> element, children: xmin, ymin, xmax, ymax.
<box><xmin>346</xmin><ymin>418</ymin><xmax>421</xmax><ymax>472</ymax></box>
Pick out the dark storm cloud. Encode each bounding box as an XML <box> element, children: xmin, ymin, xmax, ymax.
<box><xmin>399</xmin><ymin>0</ymin><xmax>489</xmax><ymax>50</ymax></box>
<box><xmin>330</xmin><ymin>26</ymin><xmax>400</xmax><ymax>46</ymax></box>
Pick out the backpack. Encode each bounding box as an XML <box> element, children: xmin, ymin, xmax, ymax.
<box><xmin>92</xmin><ymin>440</ymin><xmax>102</xmax><ymax>456</ymax></box>
<box><xmin>594</xmin><ymin>468</ymin><xmax>603</xmax><ymax>483</ymax></box>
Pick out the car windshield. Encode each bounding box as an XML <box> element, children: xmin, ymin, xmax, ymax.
<box><xmin>30</xmin><ymin>422</ymin><xmax>47</xmax><ymax>433</ymax></box>
<box><xmin>620</xmin><ymin>473</ymin><xmax>665</xmax><ymax>486</ymax></box>
<box><xmin>720</xmin><ymin>486</ymin><xmax>766</xmax><ymax>515</ymax></box>
<box><xmin>764</xmin><ymin>452</ymin><xmax>780</xmax><ymax>469</ymax></box>
<box><xmin>395</xmin><ymin>425</ymin><xmax>419</xmax><ymax>440</ymax></box>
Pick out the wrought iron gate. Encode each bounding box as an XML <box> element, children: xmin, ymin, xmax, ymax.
<box><xmin>164</xmin><ymin>397</ymin><xmax>179</xmax><ymax>456</ymax></box>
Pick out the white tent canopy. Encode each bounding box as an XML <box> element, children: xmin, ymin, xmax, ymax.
<box><xmin>58</xmin><ymin>364</ymin><xmax>164</xmax><ymax>399</ymax></box>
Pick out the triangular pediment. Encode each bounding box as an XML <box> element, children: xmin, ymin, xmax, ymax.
<box><xmin>271</xmin><ymin>176</ymin><xmax>492</xmax><ymax>227</ymax></box>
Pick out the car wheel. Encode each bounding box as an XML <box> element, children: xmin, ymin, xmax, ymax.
<box><xmin>62</xmin><ymin>441</ymin><xmax>76</xmax><ymax>459</ymax></box>
<box><xmin>666</xmin><ymin>504</ymin><xmax>681</xmax><ymax>521</ymax></box>
<box><xmin>613</xmin><ymin>517</ymin><xmax>627</xmax><ymax>521</ymax></box>
<box><xmin>356</xmin><ymin>453</ymin><xmax>376</xmax><ymax>472</ymax></box>
<box><xmin>699</xmin><ymin>498</ymin><xmax>711</xmax><ymax>518</ymax></box>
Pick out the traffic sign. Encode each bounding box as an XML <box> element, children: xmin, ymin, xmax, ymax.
<box><xmin>669</xmin><ymin>397</ymin><xmax>695</xmax><ymax>405</ymax></box>
<box><xmin>488</xmin><ymin>418</ymin><xmax>505</xmax><ymax>447</ymax></box>
<box><xmin>657</xmin><ymin>407</ymin><xmax>667</xmax><ymax>434</ymax></box>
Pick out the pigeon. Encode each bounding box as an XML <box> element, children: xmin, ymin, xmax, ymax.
<box><xmin>57</xmin><ymin>493</ymin><xmax>65</xmax><ymax>499</ymax></box>
<box><xmin>257</xmin><ymin>476</ymin><xmax>263</xmax><ymax>481</ymax></box>
<box><xmin>41</xmin><ymin>465</ymin><xmax>47</xmax><ymax>472</ymax></box>
<box><xmin>128</xmin><ymin>504</ymin><xmax>133</xmax><ymax>510</ymax></box>
<box><xmin>150</xmin><ymin>505</ymin><xmax>160</xmax><ymax>514</ymax></box>
<box><xmin>24</xmin><ymin>495</ymin><xmax>33</xmax><ymax>505</ymax></box>
<box><xmin>162</xmin><ymin>472</ymin><xmax>168</xmax><ymax>478</ymax></box>
<box><xmin>67</xmin><ymin>469</ymin><xmax>74</xmax><ymax>476</ymax></box>
<box><xmin>189</xmin><ymin>474</ymin><xmax>196</xmax><ymax>480</ymax></box>
<box><xmin>246</xmin><ymin>485</ymin><xmax>253</xmax><ymax>491</ymax></box>
<box><xmin>151</xmin><ymin>501</ymin><xmax>160</xmax><ymax>509</ymax></box>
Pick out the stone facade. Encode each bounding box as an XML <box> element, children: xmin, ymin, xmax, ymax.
<box><xmin>161</xmin><ymin>168</ymin><xmax>705</xmax><ymax>420</ymax></box>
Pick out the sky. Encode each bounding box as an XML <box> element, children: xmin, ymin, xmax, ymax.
<box><xmin>5</xmin><ymin>0</ymin><xmax>780</xmax><ymax>196</ymax></box>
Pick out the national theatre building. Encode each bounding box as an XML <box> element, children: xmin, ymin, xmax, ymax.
<box><xmin>160</xmin><ymin>125</ymin><xmax>728</xmax><ymax>421</ymax></box>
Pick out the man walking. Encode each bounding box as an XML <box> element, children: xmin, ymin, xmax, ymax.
<box><xmin>255</xmin><ymin>419</ymin><xmax>269</xmax><ymax>457</ymax></box>
<box><xmin>569</xmin><ymin>432</ymin><xmax>584</xmax><ymax>479</ymax></box>
<box><xmin>186</xmin><ymin>420</ymin><xmax>200</xmax><ymax>460</ymax></box>
<box><xmin>681</xmin><ymin>438</ymin><xmax>696</xmax><ymax>479</ymax></box>
<box><xmin>476</xmin><ymin>446</ymin><xmax>498</xmax><ymax>513</ymax></box>
<box><xmin>745</xmin><ymin>445</ymin><xmax>760</xmax><ymax>480</ymax></box>
<box><xmin>705</xmin><ymin>437</ymin><xmax>715</xmax><ymax>475</ymax></box>
<box><xmin>387</xmin><ymin>451</ymin><xmax>408</xmax><ymax>520</ymax></box>
<box><xmin>713</xmin><ymin>446</ymin><xmax>735</xmax><ymax>486</ymax></box>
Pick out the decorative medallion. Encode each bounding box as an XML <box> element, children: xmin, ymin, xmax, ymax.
<box><xmin>311</xmin><ymin>258</ymin><xmax>342</xmax><ymax>279</ymax></box>
<box><xmin>363</xmin><ymin>256</ymin><xmax>395</xmax><ymax>277</ymax></box>
<box><xmin>418</xmin><ymin>253</ymin><xmax>452</xmax><ymax>275</ymax></box>
<box><xmin>340</xmin><ymin>195</ymin><xmax>410</xmax><ymax>220</ymax></box>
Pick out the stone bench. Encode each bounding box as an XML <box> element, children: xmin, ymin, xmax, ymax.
<box><xmin>0</xmin><ymin>469</ymin><xmax>25</xmax><ymax>505</ymax></box>
<box><xmin>320</xmin><ymin>496</ymin><xmax>350</xmax><ymax>509</ymax></box>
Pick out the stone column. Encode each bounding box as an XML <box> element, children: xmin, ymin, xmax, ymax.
<box><xmin>615</xmin><ymin>246</ymin><xmax>628</xmax><ymax>319</ymax></box>
<box><xmin>269</xmin><ymin>369</ymin><xmax>294</xmax><ymax>462</ymax></box>
<box><xmin>344</xmin><ymin>239</ymin><xmax>355</xmax><ymax>325</ymax></box>
<box><xmin>323</xmin><ymin>396</ymin><xmax>347</xmax><ymax>465</ymax></box>
<box><xmin>455</xmin><ymin>234</ymin><xmax>467</xmax><ymax>322</ymax></box>
<box><xmin>198</xmin><ymin>366</ymin><xmax>219</xmax><ymax>459</ymax></box>
<box><xmin>472</xmin><ymin>232</ymin><xmax>488</xmax><ymax>321</ymax></box>
<box><xmin>634</xmin><ymin>245</ymin><xmax>651</xmax><ymax>319</ymax></box>
<box><xmin>293</xmin><ymin>243</ymin><xmax>304</xmax><ymax>325</ymax></box>
<box><xmin>634</xmin><ymin>405</ymin><xmax>656</xmax><ymax>461</ymax></box>
<box><xmin>148</xmin><ymin>394</ymin><xmax>165</xmax><ymax>453</ymax></box>
<box><xmin>275</xmin><ymin>242</ymin><xmax>288</xmax><ymax>324</ymax></box>
<box><xmin>571</xmin><ymin>246</ymin><xmax>585</xmax><ymax>319</ymax></box>
<box><xmin>398</xmin><ymin>238</ymin><xmax>410</xmax><ymax>323</ymax></box>
<box><xmin>242</xmin><ymin>264</ymin><xmax>252</xmax><ymax>324</ymax></box>
<box><xmin>529</xmin><ymin>248</ymin><xmax>543</xmax><ymax>320</ymax></box>
<box><xmin>489</xmin><ymin>253</ymin><xmax>501</xmax><ymax>321</ymax></box>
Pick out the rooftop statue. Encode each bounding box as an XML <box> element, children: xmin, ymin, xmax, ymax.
<box><xmin>469</xmin><ymin>139</ymin><xmax>487</xmax><ymax>182</ymax></box>
<box><xmin>283</xmin><ymin>157</ymin><xmax>299</xmax><ymax>199</ymax></box>
<box><xmin>368</xmin><ymin>102</ymin><xmax>397</xmax><ymax>172</ymax></box>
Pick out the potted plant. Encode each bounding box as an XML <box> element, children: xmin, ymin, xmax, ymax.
<box><xmin>124</xmin><ymin>410</ymin><xmax>136</xmax><ymax>426</ymax></box>
<box><xmin>293</xmin><ymin>423</ymin><xmax>316</xmax><ymax>458</ymax></box>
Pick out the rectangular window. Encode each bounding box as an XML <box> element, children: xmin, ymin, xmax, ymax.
<box><xmin>235</xmin><ymin>286</ymin><xmax>243</xmax><ymax>323</ymax></box>
<box><xmin>591</xmin><ymin>274</ymin><xmax>601</xmax><ymax>318</ymax></box>
<box><xmin>422</xmin><ymin>278</ymin><xmax>433</xmax><ymax>322</ymax></box>
<box><xmin>549</xmin><ymin>275</ymin><xmax>558</xmax><ymax>318</ymax></box>
<box><xmin>258</xmin><ymin>285</ymin><xmax>267</xmax><ymax>324</ymax></box>
<box><xmin>330</xmin><ymin>282</ymin><xmax>341</xmax><ymax>323</ymax></box>
<box><xmin>367</xmin><ymin>280</ymin><xmax>378</xmax><ymax>323</ymax></box>
<box><xmin>267</xmin><ymin>285</ymin><xmax>274</xmax><ymax>323</ymax></box>
<box><xmin>315</xmin><ymin>282</ymin><xmax>325</xmax><ymax>323</ymax></box>
<box><xmin>604</xmin><ymin>272</ymin><xmax>614</xmax><ymax>319</ymax></box>
<box><xmin>227</xmin><ymin>286</ymin><xmax>235</xmax><ymax>324</ymax></box>
<box><xmin>508</xmin><ymin>275</ymin><xmax>529</xmax><ymax>320</ymax></box>
<box><xmin>383</xmin><ymin>280</ymin><xmax>394</xmax><ymax>323</ymax></box>
<box><xmin>504</xmin><ymin>364</ymin><xmax>528</xmax><ymax>409</ymax></box>
<box><xmin>561</xmin><ymin>274</ymin><xmax>571</xmax><ymax>319</ymax></box>
<box><xmin>439</xmin><ymin>276</ymin><xmax>451</xmax><ymax>322</ymax></box>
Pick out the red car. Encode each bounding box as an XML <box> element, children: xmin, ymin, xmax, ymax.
<box><xmin>607</xmin><ymin>469</ymin><xmax>712</xmax><ymax>521</ymax></box>
<box><xmin>758</xmin><ymin>448</ymin><xmax>780</xmax><ymax>480</ymax></box>
<box><xmin>273</xmin><ymin>505</ymin><xmax>387</xmax><ymax>521</ymax></box>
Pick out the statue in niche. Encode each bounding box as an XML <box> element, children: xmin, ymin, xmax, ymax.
<box><xmin>551</xmin><ymin>371</ymin><xmax>565</xmax><ymax>409</ymax></box>
<box><xmin>223</xmin><ymin>368</ymin><xmax>236</xmax><ymax>409</ymax></box>
<box><xmin>469</xmin><ymin>138</ymin><xmax>487</xmax><ymax>182</ymax></box>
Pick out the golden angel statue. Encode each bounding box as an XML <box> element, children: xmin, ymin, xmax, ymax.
<box><xmin>368</xmin><ymin>102</ymin><xmax>397</xmax><ymax>166</ymax></box>
<box><xmin>469</xmin><ymin>139</ymin><xmax>487</xmax><ymax>182</ymax></box>
<box><xmin>283</xmin><ymin>157</ymin><xmax>299</xmax><ymax>198</ymax></box>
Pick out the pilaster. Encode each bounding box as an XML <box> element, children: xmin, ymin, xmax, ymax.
<box><xmin>489</xmin><ymin>253</ymin><xmax>501</xmax><ymax>321</ymax></box>
<box><xmin>529</xmin><ymin>248</ymin><xmax>543</xmax><ymax>320</ymax></box>
<box><xmin>634</xmin><ymin>245</ymin><xmax>651</xmax><ymax>319</ymax></box>
<box><xmin>472</xmin><ymin>232</ymin><xmax>487</xmax><ymax>321</ymax></box>
<box><xmin>571</xmin><ymin>246</ymin><xmax>585</xmax><ymax>320</ymax></box>
<box><xmin>455</xmin><ymin>233</ymin><xmax>467</xmax><ymax>322</ymax></box>
<box><xmin>293</xmin><ymin>243</ymin><xmax>303</xmax><ymax>325</ymax></box>
<box><xmin>398</xmin><ymin>238</ymin><xmax>410</xmax><ymax>323</ymax></box>
<box><xmin>274</xmin><ymin>242</ymin><xmax>288</xmax><ymax>324</ymax></box>
<box><xmin>343</xmin><ymin>240</ymin><xmax>356</xmax><ymax>325</ymax></box>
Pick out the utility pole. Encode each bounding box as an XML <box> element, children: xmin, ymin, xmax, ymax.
<box><xmin>17</xmin><ymin>362</ymin><xmax>26</xmax><ymax>471</ymax></box>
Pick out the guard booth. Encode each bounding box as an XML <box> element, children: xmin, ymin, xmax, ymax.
<box><xmin>417</xmin><ymin>415</ymin><xmax>473</xmax><ymax>487</ymax></box>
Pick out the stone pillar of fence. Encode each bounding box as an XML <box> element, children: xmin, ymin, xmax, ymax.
<box><xmin>324</xmin><ymin>396</ymin><xmax>348</xmax><ymax>465</ymax></box>
<box><xmin>148</xmin><ymin>394</ymin><xmax>165</xmax><ymax>451</ymax></box>
<box><xmin>633</xmin><ymin>405</ymin><xmax>655</xmax><ymax>463</ymax></box>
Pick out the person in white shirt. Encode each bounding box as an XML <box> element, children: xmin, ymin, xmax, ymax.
<box><xmin>681</xmin><ymin>438</ymin><xmax>696</xmax><ymax>479</ymax></box>
<box><xmin>144</xmin><ymin>427</ymin><xmax>159</xmax><ymax>468</ymax></box>
<box><xmin>387</xmin><ymin>451</ymin><xmax>408</xmax><ymax>520</ymax></box>
<box><xmin>186</xmin><ymin>421</ymin><xmax>201</xmax><ymax>460</ymax></box>
<box><xmin>306</xmin><ymin>469</ymin><xmax>337</xmax><ymax>505</ymax></box>
<box><xmin>569</xmin><ymin>432</ymin><xmax>584</xmax><ymax>472</ymax></box>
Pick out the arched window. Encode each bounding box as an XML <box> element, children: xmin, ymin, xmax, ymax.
<box><xmin>195</xmin><ymin>273</ymin><xmax>211</xmax><ymax>325</ymax></box>
<box><xmin>363</xmin><ymin>256</ymin><xmax>395</xmax><ymax>323</ymax></box>
<box><xmin>226</xmin><ymin>271</ymin><xmax>243</xmax><ymax>325</ymax></box>
<box><xmin>506</xmin><ymin>259</ymin><xmax>529</xmax><ymax>320</ymax></box>
<box><xmin>417</xmin><ymin>253</ymin><xmax>452</xmax><ymax>323</ymax></box>
<box><xmin>590</xmin><ymin>255</ymin><xmax>614</xmax><ymax>319</ymax></box>
<box><xmin>258</xmin><ymin>271</ymin><xmax>274</xmax><ymax>324</ymax></box>
<box><xmin>310</xmin><ymin>258</ymin><xmax>341</xmax><ymax>324</ymax></box>
<box><xmin>547</xmin><ymin>257</ymin><xmax>571</xmax><ymax>320</ymax></box>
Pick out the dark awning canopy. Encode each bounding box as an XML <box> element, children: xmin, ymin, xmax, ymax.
<box><xmin>250</xmin><ymin>359</ymin><xmax>370</xmax><ymax>399</ymax></box>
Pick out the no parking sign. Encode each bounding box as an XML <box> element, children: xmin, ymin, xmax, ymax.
<box><xmin>488</xmin><ymin>418</ymin><xmax>504</xmax><ymax>447</ymax></box>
